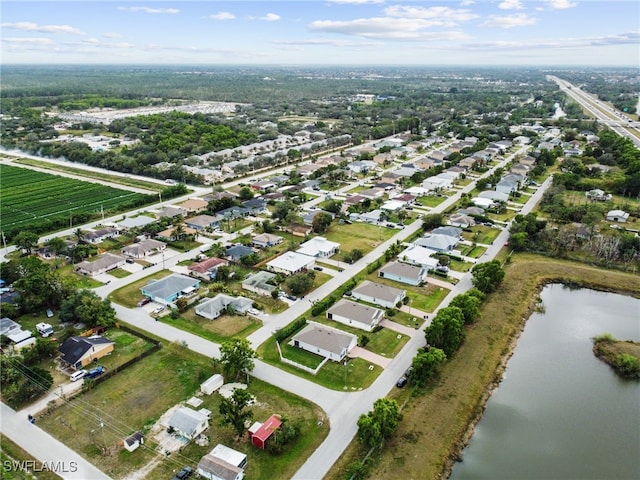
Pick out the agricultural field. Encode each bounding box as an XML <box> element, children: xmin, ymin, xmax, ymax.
<box><xmin>0</xmin><ymin>164</ymin><xmax>147</xmax><ymax>234</ymax></box>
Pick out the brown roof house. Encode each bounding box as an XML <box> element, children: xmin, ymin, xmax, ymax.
<box><xmin>197</xmin><ymin>444</ymin><xmax>246</xmax><ymax>480</ymax></box>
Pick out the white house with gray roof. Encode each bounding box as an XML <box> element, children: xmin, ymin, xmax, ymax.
<box><xmin>327</xmin><ymin>299</ymin><xmax>384</xmax><ymax>332</ymax></box>
<box><xmin>121</xmin><ymin>238</ymin><xmax>166</xmax><ymax>258</ymax></box>
<box><xmin>242</xmin><ymin>271</ymin><xmax>277</xmax><ymax>296</ymax></box>
<box><xmin>195</xmin><ymin>294</ymin><xmax>253</xmax><ymax>320</ymax></box>
<box><xmin>296</xmin><ymin>237</ymin><xmax>340</xmax><ymax>258</ymax></box>
<box><xmin>378</xmin><ymin>261</ymin><xmax>428</xmax><ymax>286</ymax></box>
<box><xmin>414</xmin><ymin>234</ymin><xmax>459</xmax><ymax>253</ymax></box>
<box><xmin>291</xmin><ymin>322</ymin><xmax>357</xmax><ymax>362</ymax></box>
<box><xmin>399</xmin><ymin>245</ymin><xmax>439</xmax><ymax>270</ymax></box>
<box><xmin>351</xmin><ymin>281</ymin><xmax>406</xmax><ymax>309</ymax></box>
<box><xmin>164</xmin><ymin>406</ymin><xmax>209</xmax><ymax>440</ymax></box>
<box><xmin>266</xmin><ymin>251</ymin><xmax>315</xmax><ymax>275</ymax></box>
<box><xmin>75</xmin><ymin>253</ymin><xmax>126</xmax><ymax>276</ymax></box>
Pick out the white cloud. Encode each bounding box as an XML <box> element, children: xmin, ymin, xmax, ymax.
<box><xmin>545</xmin><ymin>0</ymin><xmax>578</xmax><ymax>9</ymax></box>
<box><xmin>327</xmin><ymin>0</ymin><xmax>384</xmax><ymax>4</ymax></box>
<box><xmin>384</xmin><ymin>5</ymin><xmax>479</xmax><ymax>22</ymax></box>
<box><xmin>254</xmin><ymin>13</ymin><xmax>281</xmax><ymax>21</ymax></box>
<box><xmin>0</xmin><ymin>21</ymin><xmax>84</xmax><ymax>35</ymax></box>
<box><xmin>209</xmin><ymin>12</ymin><xmax>235</xmax><ymax>20</ymax></box>
<box><xmin>463</xmin><ymin>32</ymin><xmax>639</xmax><ymax>50</ymax></box>
<box><xmin>498</xmin><ymin>0</ymin><xmax>524</xmax><ymax>10</ymax></box>
<box><xmin>273</xmin><ymin>38</ymin><xmax>380</xmax><ymax>47</ymax></box>
<box><xmin>103</xmin><ymin>32</ymin><xmax>123</xmax><ymax>39</ymax></box>
<box><xmin>2</xmin><ymin>37</ymin><xmax>55</xmax><ymax>46</ymax></box>
<box><xmin>310</xmin><ymin>17</ymin><xmax>469</xmax><ymax>40</ymax></box>
<box><xmin>117</xmin><ymin>7</ymin><xmax>180</xmax><ymax>14</ymax></box>
<box><xmin>481</xmin><ymin>13</ymin><xmax>536</xmax><ymax>28</ymax></box>
<box><xmin>460</xmin><ymin>0</ymin><xmax>475</xmax><ymax>5</ymax></box>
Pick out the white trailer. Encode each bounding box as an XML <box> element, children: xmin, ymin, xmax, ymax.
<box><xmin>200</xmin><ymin>374</ymin><xmax>224</xmax><ymax>395</ymax></box>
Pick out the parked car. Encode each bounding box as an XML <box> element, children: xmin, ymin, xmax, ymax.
<box><xmin>396</xmin><ymin>376</ymin><xmax>408</xmax><ymax>388</ymax></box>
<box><xmin>137</xmin><ymin>297</ymin><xmax>151</xmax><ymax>307</ymax></box>
<box><xmin>405</xmin><ymin>366</ymin><xmax>413</xmax><ymax>377</ymax></box>
<box><xmin>172</xmin><ymin>466</ymin><xmax>193</xmax><ymax>480</ymax></box>
<box><xmin>46</xmin><ymin>308</ymin><xmax>54</xmax><ymax>318</ymax></box>
<box><xmin>313</xmin><ymin>266</ymin><xmax>323</xmax><ymax>271</ymax></box>
<box><xmin>152</xmin><ymin>305</ymin><xmax>166</xmax><ymax>314</ymax></box>
<box><xmin>247</xmin><ymin>308</ymin><xmax>260</xmax><ymax>316</ymax></box>
<box><xmin>86</xmin><ymin>366</ymin><xmax>105</xmax><ymax>379</ymax></box>
<box><xmin>70</xmin><ymin>370</ymin><xmax>87</xmax><ymax>382</ymax></box>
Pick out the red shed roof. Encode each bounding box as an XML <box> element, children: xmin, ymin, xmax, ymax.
<box><xmin>251</xmin><ymin>414</ymin><xmax>282</xmax><ymax>448</ymax></box>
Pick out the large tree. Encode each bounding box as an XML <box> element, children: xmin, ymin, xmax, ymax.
<box><xmin>471</xmin><ymin>260</ymin><xmax>505</xmax><ymax>294</ymax></box>
<box><xmin>59</xmin><ymin>289</ymin><xmax>117</xmax><ymax>328</ymax></box>
<box><xmin>219</xmin><ymin>388</ymin><xmax>254</xmax><ymax>438</ymax></box>
<box><xmin>448</xmin><ymin>293</ymin><xmax>482</xmax><ymax>325</ymax></box>
<box><xmin>13</xmin><ymin>231</ymin><xmax>39</xmax><ymax>255</ymax></box>
<box><xmin>219</xmin><ymin>337</ymin><xmax>257</xmax><ymax>382</ymax></box>
<box><xmin>424</xmin><ymin>306</ymin><xmax>465</xmax><ymax>357</ymax></box>
<box><xmin>312</xmin><ymin>212</ymin><xmax>333</xmax><ymax>234</ymax></box>
<box><xmin>11</xmin><ymin>256</ymin><xmax>71</xmax><ymax>312</ymax></box>
<box><xmin>357</xmin><ymin>398</ymin><xmax>402</xmax><ymax>449</ymax></box>
<box><xmin>410</xmin><ymin>347</ymin><xmax>446</xmax><ymax>387</ymax></box>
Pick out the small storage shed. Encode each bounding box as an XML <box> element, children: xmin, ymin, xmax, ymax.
<box><xmin>249</xmin><ymin>414</ymin><xmax>282</xmax><ymax>449</ymax></box>
<box><xmin>201</xmin><ymin>374</ymin><xmax>224</xmax><ymax>395</ymax></box>
<box><xmin>123</xmin><ymin>431</ymin><xmax>144</xmax><ymax>452</ymax></box>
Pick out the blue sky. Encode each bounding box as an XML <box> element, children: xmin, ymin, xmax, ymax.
<box><xmin>1</xmin><ymin>1</ymin><xmax>638</xmax><ymax>65</ymax></box>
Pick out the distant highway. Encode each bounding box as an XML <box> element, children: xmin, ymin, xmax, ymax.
<box><xmin>548</xmin><ymin>76</ymin><xmax>640</xmax><ymax>149</ymax></box>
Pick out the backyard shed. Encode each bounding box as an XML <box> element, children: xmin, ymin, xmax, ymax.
<box><xmin>201</xmin><ymin>374</ymin><xmax>224</xmax><ymax>395</ymax></box>
<box><xmin>249</xmin><ymin>414</ymin><xmax>282</xmax><ymax>449</ymax></box>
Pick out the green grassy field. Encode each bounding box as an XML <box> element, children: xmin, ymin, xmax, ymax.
<box><xmin>324</xmin><ymin>223</ymin><xmax>396</xmax><ymax>261</ymax></box>
<box><xmin>0</xmin><ymin>164</ymin><xmax>147</xmax><ymax>233</ymax></box>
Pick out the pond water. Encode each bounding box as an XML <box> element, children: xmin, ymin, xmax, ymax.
<box><xmin>450</xmin><ymin>284</ymin><xmax>640</xmax><ymax>480</ymax></box>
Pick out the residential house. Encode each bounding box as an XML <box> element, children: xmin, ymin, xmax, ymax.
<box><xmin>249</xmin><ymin>415</ymin><xmax>282</xmax><ymax>450</ymax></box>
<box><xmin>398</xmin><ymin>245</ymin><xmax>439</xmax><ymax>270</ymax></box>
<box><xmin>403</xmin><ymin>186</ymin><xmax>429</xmax><ymax>197</ymax></box>
<box><xmin>117</xmin><ymin>215</ymin><xmax>156</xmax><ymax>231</ymax></box>
<box><xmin>83</xmin><ymin>227</ymin><xmax>120</xmax><ymax>244</ymax></box>
<box><xmin>195</xmin><ymin>294</ymin><xmax>253</xmax><ymax>320</ymax></box>
<box><xmin>156</xmin><ymin>205</ymin><xmax>187</xmax><ymax>218</ymax></box>
<box><xmin>291</xmin><ymin>322</ymin><xmax>358</xmax><ymax>362</ymax></box>
<box><xmin>432</xmin><ymin>226</ymin><xmax>463</xmax><ymax>238</ymax></box>
<box><xmin>188</xmin><ymin>257</ymin><xmax>229</xmax><ymax>280</ymax></box>
<box><xmin>381</xmin><ymin>200</ymin><xmax>405</xmax><ymax>212</ymax></box>
<box><xmin>177</xmin><ymin>198</ymin><xmax>208</xmax><ymax>214</ymax></box>
<box><xmin>510</xmin><ymin>163</ymin><xmax>530</xmax><ymax>177</ymax></box>
<box><xmin>414</xmin><ymin>234</ymin><xmax>459</xmax><ymax>252</ymax></box>
<box><xmin>263</xmin><ymin>192</ymin><xmax>285</xmax><ymax>202</ymax></box>
<box><xmin>122</xmin><ymin>239</ymin><xmax>166</xmax><ymax>259</ymax></box>
<box><xmin>478</xmin><ymin>190</ymin><xmax>509</xmax><ymax>202</ymax></box>
<box><xmin>381</xmin><ymin>172</ymin><xmax>403</xmax><ymax>184</ymax></box>
<box><xmin>156</xmin><ymin>225</ymin><xmax>198</xmax><ymax>241</ymax></box>
<box><xmin>348</xmin><ymin>160</ymin><xmax>377</xmax><ymax>174</ymax></box>
<box><xmin>0</xmin><ymin>317</ymin><xmax>34</xmax><ymax>351</ymax></box>
<box><xmin>197</xmin><ymin>444</ymin><xmax>246</xmax><ymax>480</ymax></box>
<box><xmin>414</xmin><ymin>157</ymin><xmax>436</xmax><ymax>170</ymax></box>
<box><xmin>302</xmin><ymin>210</ymin><xmax>335</xmax><ymax>227</ymax></box>
<box><xmin>359</xmin><ymin>188</ymin><xmax>385</xmax><ymax>199</ymax></box>
<box><xmin>58</xmin><ymin>335</ymin><xmax>115</xmax><ymax>370</ymax></box>
<box><xmin>495</xmin><ymin>175</ymin><xmax>521</xmax><ymax>195</ymax></box>
<box><xmin>251</xmin><ymin>180</ymin><xmax>277</xmax><ymax>191</ymax></box>
<box><xmin>458</xmin><ymin>207</ymin><xmax>485</xmax><ymax>216</ymax></box>
<box><xmin>266</xmin><ymin>252</ymin><xmax>315</xmax><ymax>275</ymax></box>
<box><xmin>165</xmin><ymin>407</ymin><xmax>209</xmax><ymax>440</ymax></box>
<box><xmin>218</xmin><ymin>206</ymin><xmax>250</xmax><ymax>220</ymax></box>
<box><xmin>242</xmin><ymin>271</ymin><xmax>277</xmax><ymax>296</ymax></box>
<box><xmin>185</xmin><ymin>214</ymin><xmax>222</xmax><ymax>231</ymax></box>
<box><xmin>326</xmin><ymin>299</ymin><xmax>384</xmax><ymax>332</ymax></box>
<box><xmin>421</xmin><ymin>175</ymin><xmax>452</xmax><ymax>192</ymax></box>
<box><xmin>448</xmin><ymin>213</ymin><xmax>476</xmax><ymax>228</ymax></box>
<box><xmin>471</xmin><ymin>197</ymin><xmax>495</xmax><ymax>209</ymax></box>
<box><xmin>606</xmin><ymin>210</ymin><xmax>630</xmax><ymax>223</ymax></box>
<box><xmin>297</xmin><ymin>236</ymin><xmax>340</xmax><ymax>258</ymax></box>
<box><xmin>141</xmin><ymin>273</ymin><xmax>200</xmax><ymax>305</ymax></box>
<box><xmin>242</xmin><ymin>198</ymin><xmax>267</xmax><ymax>215</ymax></box>
<box><xmin>351</xmin><ymin>280</ymin><xmax>406</xmax><ymax>309</ymax></box>
<box><xmin>251</xmin><ymin>233</ymin><xmax>283</xmax><ymax>249</ymax></box>
<box><xmin>358</xmin><ymin>209</ymin><xmax>384</xmax><ymax>224</ymax></box>
<box><xmin>76</xmin><ymin>253</ymin><xmax>126</xmax><ymax>276</ymax></box>
<box><xmin>585</xmin><ymin>189</ymin><xmax>612</xmax><ymax>202</ymax></box>
<box><xmin>378</xmin><ymin>261</ymin><xmax>427</xmax><ymax>286</ymax></box>
<box><xmin>225</xmin><ymin>245</ymin><xmax>254</xmax><ymax>262</ymax></box>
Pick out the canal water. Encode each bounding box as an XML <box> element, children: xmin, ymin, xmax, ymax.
<box><xmin>450</xmin><ymin>284</ymin><xmax>640</xmax><ymax>480</ymax></box>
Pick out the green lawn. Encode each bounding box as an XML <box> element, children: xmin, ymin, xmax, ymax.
<box><xmin>365</xmin><ymin>270</ymin><xmax>451</xmax><ymax>313</ymax></box>
<box><xmin>54</xmin><ymin>263</ymin><xmax>103</xmax><ymax>289</ymax></box>
<box><xmin>461</xmin><ymin>225</ymin><xmax>502</xmax><ymax>245</ymax></box>
<box><xmin>279</xmin><ymin>342</ymin><xmax>325</xmax><ymax>369</ymax></box>
<box><xmin>365</xmin><ymin>327</ymin><xmax>409</xmax><ymax>358</ymax></box>
<box><xmin>458</xmin><ymin>245</ymin><xmax>487</xmax><ymax>258</ymax></box>
<box><xmin>324</xmin><ymin>223</ymin><xmax>395</xmax><ymax>260</ymax></box>
<box><xmin>160</xmin><ymin>310</ymin><xmax>262</xmax><ymax>343</ymax></box>
<box><xmin>416</xmin><ymin>196</ymin><xmax>447</xmax><ymax>208</ymax></box>
<box><xmin>108</xmin><ymin>268</ymin><xmax>131</xmax><ymax>279</ymax></box>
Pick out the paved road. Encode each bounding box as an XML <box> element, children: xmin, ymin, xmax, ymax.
<box><xmin>1</xmin><ymin>142</ymin><xmax>535</xmax><ymax>479</ymax></box>
<box><xmin>1</xmin><ymin>403</ymin><xmax>110</xmax><ymax>480</ymax></box>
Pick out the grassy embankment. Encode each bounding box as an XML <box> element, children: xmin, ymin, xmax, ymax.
<box><xmin>592</xmin><ymin>334</ymin><xmax>640</xmax><ymax>379</ymax></box>
<box><xmin>326</xmin><ymin>253</ymin><xmax>640</xmax><ymax>480</ymax></box>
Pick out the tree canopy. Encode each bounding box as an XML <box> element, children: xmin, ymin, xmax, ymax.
<box><xmin>218</xmin><ymin>337</ymin><xmax>257</xmax><ymax>382</ymax></box>
<box><xmin>471</xmin><ymin>260</ymin><xmax>505</xmax><ymax>294</ymax></box>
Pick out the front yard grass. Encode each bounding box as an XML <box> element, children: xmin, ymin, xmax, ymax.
<box><xmin>416</xmin><ymin>196</ymin><xmax>447</xmax><ymax>208</ymax></box>
<box><xmin>365</xmin><ymin>327</ymin><xmax>409</xmax><ymax>358</ymax></box>
<box><xmin>458</xmin><ymin>245</ymin><xmax>487</xmax><ymax>258</ymax></box>
<box><xmin>366</xmin><ymin>271</ymin><xmax>451</xmax><ymax>313</ymax></box>
<box><xmin>461</xmin><ymin>225</ymin><xmax>502</xmax><ymax>245</ymax></box>
<box><xmin>108</xmin><ymin>268</ymin><xmax>131</xmax><ymax>279</ymax></box>
<box><xmin>161</xmin><ymin>310</ymin><xmax>262</xmax><ymax>343</ymax></box>
<box><xmin>324</xmin><ymin>223</ymin><xmax>395</xmax><ymax>260</ymax></box>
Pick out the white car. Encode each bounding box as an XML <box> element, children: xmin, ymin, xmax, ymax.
<box><xmin>152</xmin><ymin>305</ymin><xmax>166</xmax><ymax>314</ymax></box>
<box><xmin>248</xmin><ymin>308</ymin><xmax>261</xmax><ymax>316</ymax></box>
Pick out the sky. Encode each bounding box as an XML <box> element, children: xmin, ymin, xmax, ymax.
<box><xmin>1</xmin><ymin>0</ymin><xmax>638</xmax><ymax>66</ymax></box>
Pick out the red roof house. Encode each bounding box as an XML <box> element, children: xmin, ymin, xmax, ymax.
<box><xmin>249</xmin><ymin>414</ymin><xmax>282</xmax><ymax>449</ymax></box>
